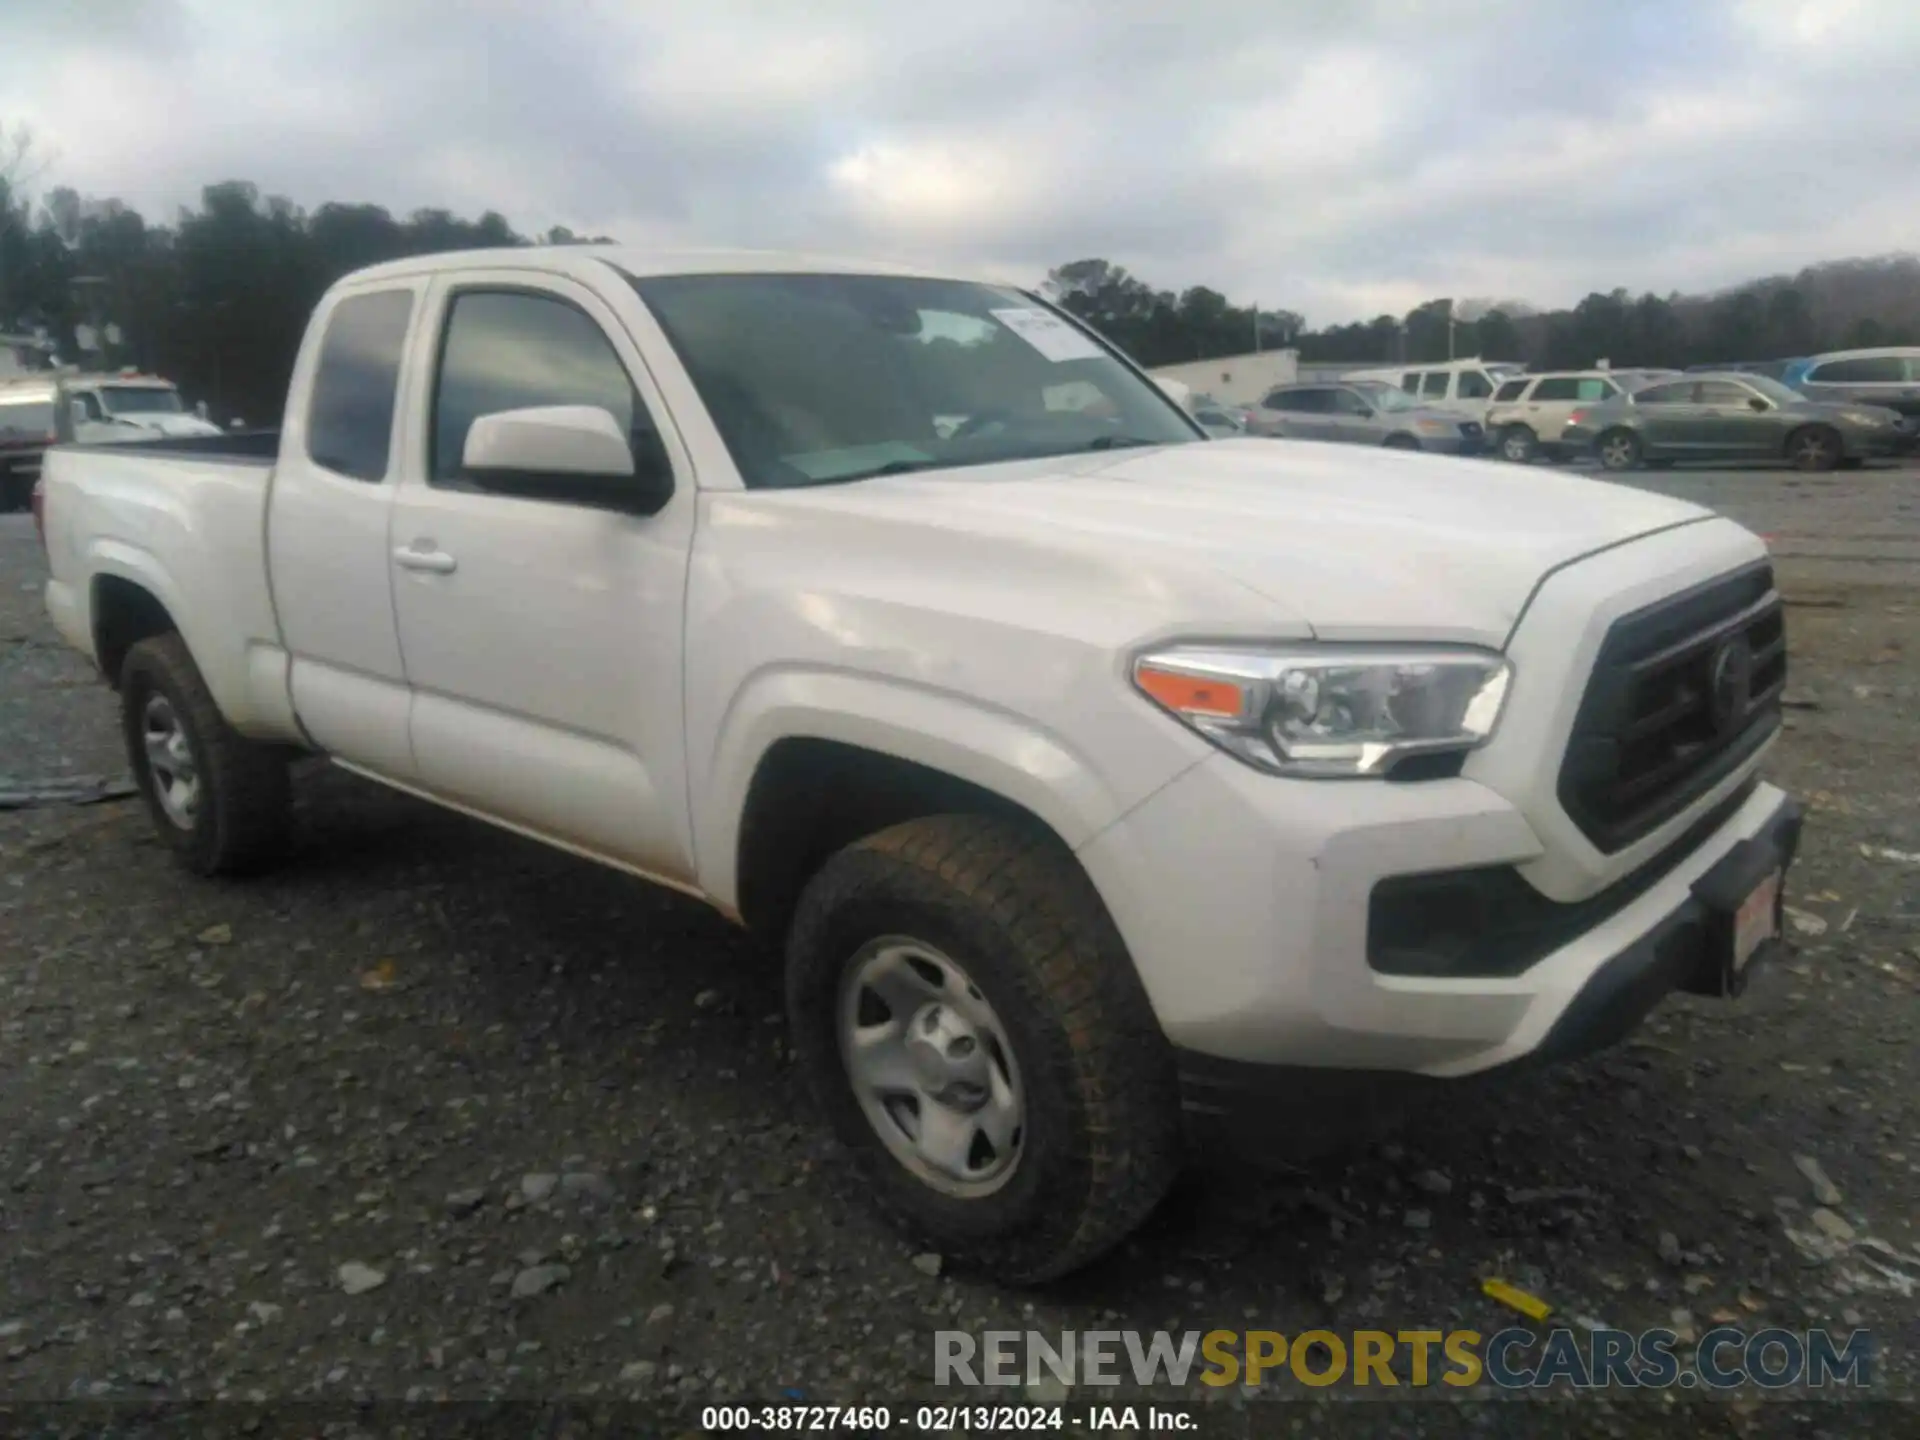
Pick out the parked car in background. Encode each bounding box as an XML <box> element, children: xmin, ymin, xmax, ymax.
<box><xmin>1484</xmin><ymin>370</ymin><xmax>1633</xmax><ymax>463</ymax></box>
<box><xmin>0</xmin><ymin>378</ymin><xmax>59</xmax><ymax>511</ymax></box>
<box><xmin>1687</xmin><ymin>360</ymin><xmax>1804</xmax><ymax>383</ymax></box>
<box><xmin>1250</xmin><ymin>380</ymin><xmax>1485</xmax><ymax>454</ymax></box>
<box><xmin>1188</xmin><ymin>392</ymin><xmax>1251</xmax><ymax>438</ymax></box>
<box><xmin>1343</xmin><ymin>357</ymin><xmax>1523</xmax><ymax>421</ymax></box>
<box><xmin>1782</xmin><ymin>348</ymin><xmax>1920</xmax><ymax>429</ymax></box>
<box><xmin>1562</xmin><ymin>372</ymin><xmax>1908</xmax><ymax>473</ymax></box>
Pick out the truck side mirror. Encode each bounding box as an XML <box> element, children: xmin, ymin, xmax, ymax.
<box><xmin>462</xmin><ymin>404</ymin><xmax>673</xmax><ymax>515</ymax></box>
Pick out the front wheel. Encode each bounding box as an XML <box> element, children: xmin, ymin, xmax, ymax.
<box><xmin>785</xmin><ymin>814</ymin><xmax>1183</xmax><ymax>1283</ymax></box>
<box><xmin>1498</xmin><ymin>425</ymin><xmax>1537</xmax><ymax>463</ymax></box>
<box><xmin>1597</xmin><ymin>428</ymin><xmax>1643</xmax><ymax>472</ymax></box>
<box><xmin>1786</xmin><ymin>425</ymin><xmax>1841</xmax><ymax>472</ymax></box>
<box><xmin>1382</xmin><ymin>434</ymin><xmax>1421</xmax><ymax>451</ymax></box>
<box><xmin>121</xmin><ymin>634</ymin><xmax>292</xmax><ymax>876</ymax></box>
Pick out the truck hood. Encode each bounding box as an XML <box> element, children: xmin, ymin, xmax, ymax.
<box><xmin>766</xmin><ymin>438</ymin><xmax>1717</xmax><ymax>647</ymax></box>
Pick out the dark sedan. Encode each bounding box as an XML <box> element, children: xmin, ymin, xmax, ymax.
<box><xmin>1561</xmin><ymin>372</ymin><xmax>1911</xmax><ymax>473</ymax></box>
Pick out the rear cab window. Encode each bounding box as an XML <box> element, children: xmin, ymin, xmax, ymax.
<box><xmin>1456</xmin><ymin>371</ymin><xmax>1493</xmax><ymax>399</ymax></box>
<box><xmin>306</xmin><ymin>289</ymin><xmax>416</xmax><ymax>482</ymax></box>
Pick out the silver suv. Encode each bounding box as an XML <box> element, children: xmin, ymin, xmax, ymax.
<box><xmin>1485</xmin><ymin>371</ymin><xmax>1629</xmax><ymax>463</ymax></box>
<box><xmin>1249</xmin><ymin>380</ymin><xmax>1486</xmax><ymax>454</ymax></box>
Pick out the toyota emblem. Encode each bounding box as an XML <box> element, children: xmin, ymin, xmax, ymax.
<box><xmin>1708</xmin><ymin>636</ymin><xmax>1754</xmax><ymax>734</ymax></box>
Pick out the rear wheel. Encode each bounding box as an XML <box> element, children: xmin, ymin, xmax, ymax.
<box><xmin>1383</xmin><ymin>434</ymin><xmax>1421</xmax><ymax>451</ymax></box>
<box><xmin>121</xmin><ymin>633</ymin><xmax>292</xmax><ymax>876</ymax></box>
<box><xmin>1498</xmin><ymin>425</ymin><xmax>1537</xmax><ymax>463</ymax></box>
<box><xmin>785</xmin><ymin>813</ymin><xmax>1183</xmax><ymax>1283</ymax></box>
<box><xmin>1786</xmin><ymin>425</ymin><xmax>1841</xmax><ymax>472</ymax></box>
<box><xmin>1597</xmin><ymin>429</ymin><xmax>1643</xmax><ymax>472</ymax></box>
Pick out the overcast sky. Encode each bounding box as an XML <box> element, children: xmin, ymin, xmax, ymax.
<box><xmin>5</xmin><ymin>0</ymin><xmax>1917</xmax><ymax>326</ymax></box>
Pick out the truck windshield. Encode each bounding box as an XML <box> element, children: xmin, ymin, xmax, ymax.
<box><xmin>100</xmin><ymin>386</ymin><xmax>184</xmax><ymax>416</ymax></box>
<box><xmin>628</xmin><ymin>272</ymin><xmax>1200</xmax><ymax>488</ymax></box>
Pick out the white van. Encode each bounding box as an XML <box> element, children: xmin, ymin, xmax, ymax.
<box><xmin>1343</xmin><ymin>358</ymin><xmax>1526</xmax><ymax>420</ymax></box>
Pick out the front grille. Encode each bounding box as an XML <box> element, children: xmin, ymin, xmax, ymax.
<box><xmin>1558</xmin><ymin>561</ymin><xmax>1785</xmax><ymax>853</ymax></box>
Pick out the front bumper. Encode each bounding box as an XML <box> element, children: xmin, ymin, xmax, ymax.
<box><xmin>1080</xmin><ymin>739</ymin><xmax>1796</xmax><ymax>1063</ymax></box>
<box><xmin>1171</xmin><ymin>789</ymin><xmax>1802</xmax><ymax>1157</ymax></box>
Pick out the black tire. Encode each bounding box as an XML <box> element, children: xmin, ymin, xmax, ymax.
<box><xmin>1498</xmin><ymin>425</ymin><xmax>1536</xmax><ymax>463</ymax></box>
<box><xmin>121</xmin><ymin>633</ymin><xmax>292</xmax><ymax>876</ymax></box>
<box><xmin>1786</xmin><ymin>425</ymin><xmax>1841</xmax><ymax>473</ymax></box>
<box><xmin>1383</xmin><ymin>434</ymin><xmax>1421</xmax><ymax>451</ymax></box>
<box><xmin>785</xmin><ymin>813</ymin><xmax>1183</xmax><ymax>1283</ymax></box>
<box><xmin>0</xmin><ymin>470</ymin><xmax>30</xmax><ymax>513</ymax></box>
<box><xmin>1597</xmin><ymin>428</ymin><xmax>1643</xmax><ymax>472</ymax></box>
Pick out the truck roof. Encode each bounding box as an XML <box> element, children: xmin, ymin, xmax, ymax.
<box><xmin>336</xmin><ymin>244</ymin><xmax>972</xmax><ymax>288</ymax></box>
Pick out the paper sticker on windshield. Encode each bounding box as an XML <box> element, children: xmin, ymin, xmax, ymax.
<box><xmin>990</xmin><ymin>308</ymin><xmax>1106</xmax><ymax>363</ymax></box>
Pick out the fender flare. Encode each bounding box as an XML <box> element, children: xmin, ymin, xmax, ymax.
<box><xmin>698</xmin><ymin>667</ymin><xmax>1130</xmax><ymax>911</ymax></box>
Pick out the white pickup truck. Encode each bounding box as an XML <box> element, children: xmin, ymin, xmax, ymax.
<box><xmin>37</xmin><ymin>246</ymin><xmax>1803</xmax><ymax>1282</ymax></box>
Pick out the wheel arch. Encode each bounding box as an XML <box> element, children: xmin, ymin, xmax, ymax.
<box><xmin>88</xmin><ymin>557</ymin><xmax>186</xmax><ymax>690</ymax></box>
<box><xmin>707</xmin><ymin>672</ymin><xmax>1152</xmax><ymax>943</ymax></box>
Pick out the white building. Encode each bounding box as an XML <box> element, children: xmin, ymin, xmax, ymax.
<box><xmin>1146</xmin><ymin>349</ymin><xmax>1298</xmax><ymax>407</ymax></box>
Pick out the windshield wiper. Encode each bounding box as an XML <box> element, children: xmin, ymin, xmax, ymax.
<box><xmin>829</xmin><ymin>458</ymin><xmax>934</xmax><ymax>483</ymax></box>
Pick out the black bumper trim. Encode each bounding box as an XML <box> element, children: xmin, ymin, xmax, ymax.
<box><xmin>1177</xmin><ymin>791</ymin><xmax>1804</xmax><ymax>1163</ymax></box>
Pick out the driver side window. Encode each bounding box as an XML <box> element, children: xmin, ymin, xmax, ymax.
<box><xmin>1330</xmin><ymin>389</ymin><xmax>1373</xmax><ymax>416</ymax></box>
<box><xmin>430</xmin><ymin>289</ymin><xmax>645</xmax><ymax>492</ymax></box>
<box><xmin>77</xmin><ymin>392</ymin><xmax>104</xmax><ymax>421</ymax></box>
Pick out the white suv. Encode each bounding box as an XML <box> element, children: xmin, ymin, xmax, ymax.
<box><xmin>1486</xmin><ymin>371</ymin><xmax>1631</xmax><ymax>463</ymax></box>
<box><xmin>1345</xmin><ymin>358</ymin><xmax>1524</xmax><ymax>421</ymax></box>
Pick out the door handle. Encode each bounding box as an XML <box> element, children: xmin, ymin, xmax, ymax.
<box><xmin>394</xmin><ymin>545</ymin><xmax>458</xmax><ymax>575</ymax></box>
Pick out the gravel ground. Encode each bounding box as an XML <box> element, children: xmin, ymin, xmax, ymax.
<box><xmin>2</xmin><ymin>465</ymin><xmax>1917</xmax><ymax>1437</ymax></box>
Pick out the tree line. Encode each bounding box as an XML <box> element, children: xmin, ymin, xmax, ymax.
<box><xmin>5</xmin><ymin>136</ymin><xmax>1919</xmax><ymax>426</ymax></box>
<box><xmin>1044</xmin><ymin>255</ymin><xmax>1920</xmax><ymax>374</ymax></box>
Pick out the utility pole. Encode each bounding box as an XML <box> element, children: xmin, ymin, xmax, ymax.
<box><xmin>1252</xmin><ymin>303</ymin><xmax>1261</xmax><ymax>354</ymax></box>
<box><xmin>1447</xmin><ymin>299</ymin><xmax>1456</xmax><ymax>361</ymax></box>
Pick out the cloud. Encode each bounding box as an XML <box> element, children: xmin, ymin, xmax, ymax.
<box><xmin>2</xmin><ymin>0</ymin><xmax>1917</xmax><ymax>325</ymax></box>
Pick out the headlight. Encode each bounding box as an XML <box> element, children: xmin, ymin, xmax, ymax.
<box><xmin>1132</xmin><ymin>646</ymin><xmax>1511</xmax><ymax>778</ymax></box>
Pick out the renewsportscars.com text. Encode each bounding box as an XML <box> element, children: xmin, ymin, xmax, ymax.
<box><xmin>935</xmin><ymin>1327</ymin><xmax>1873</xmax><ymax>1391</ymax></box>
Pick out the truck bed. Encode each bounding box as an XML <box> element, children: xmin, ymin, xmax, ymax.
<box><xmin>39</xmin><ymin>438</ymin><xmax>295</xmax><ymax>740</ymax></box>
